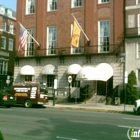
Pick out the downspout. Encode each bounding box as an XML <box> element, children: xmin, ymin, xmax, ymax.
<box><xmin>84</xmin><ymin>0</ymin><xmax>86</xmax><ymax>45</ymax></box>
<box><xmin>123</xmin><ymin>0</ymin><xmax>126</xmax><ymax>111</ymax></box>
<box><xmin>113</xmin><ymin>0</ymin><xmax>115</xmax><ymax>44</ymax></box>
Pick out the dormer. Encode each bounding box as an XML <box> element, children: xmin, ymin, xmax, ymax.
<box><xmin>0</xmin><ymin>5</ymin><xmax>5</xmax><ymax>15</ymax></box>
<box><xmin>6</xmin><ymin>8</ymin><xmax>12</xmax><ymax>17</ymax></box>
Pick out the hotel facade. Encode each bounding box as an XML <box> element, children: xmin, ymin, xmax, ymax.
<box><xmin>14</xmin><ymin>0</ymin><xmax>124</xmax><ymax>102</ymax></box>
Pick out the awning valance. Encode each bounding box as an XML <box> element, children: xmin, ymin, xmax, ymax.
<box><xmin>42</xmin><ymin>64</ymin><xmax>55</xmax><ymax>75</ymax></box>
<box><xmin>20</xmin><ymin>65</ymin><xmax>35</xmax><ymax>75</ymax></box>
<box><xmin>67</xmin><ymin>64</ymin><xmax>82</xmax><ymax>74</ymax></box>
<box><xmin>76</xmin><ymin>63</ymin><xmax>113</xmax><ymax>81</ymax></box>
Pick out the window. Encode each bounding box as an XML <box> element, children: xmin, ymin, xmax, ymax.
<box><xmin>137</xmin><ymin>0</ymin><xmax>140</xmax><ymax>4</ymax></box>
<box><xmin>47</xmin><ymin>75</ymin><xmax>55</xmax><ymax>87</ymax></box>
<box><xmin>9</xmin><ymin>24</ymin><xmax>14</xmax><ymax>34</ymax></box>
<box><xmin>71</xmin><ymin>75</ymin><xmax>80</xmax><ymax>87</ymax></box>
<box><xmin>48</xmin><ymin>0</ymin><xmax>57</xmax><ymax>11</ymax></box>
<box><xmin>137</xmin><ymin>43</ymin><xmax>140</xmax><ymax>58</ymax></box>
<box><xmin>8</xmin><ymin>39</ymin><xmax>13</xmax><ymax>51</ymax></box>
<box><xmin>99</xmin><ymin>20</ymin><xmax>110</xmax><ymax>52</ymax></box>
<box><xmin>47</xmin><ymin>26</ymin><xmax>57</xmax><ymax>54</ymax></box>
<box><xmin>26</xmin><ymin>0</ymin><xmax>35</xmax><ymax>14</ymax></box>
<box><xmin>1</xmin><ymin>36</ymin><xmax>6</xmax><ymax>49</ymax></box>
<box><xmin>0</xmin><ymin>60</ymin><xmax>8</xmax><ymax>75</ymax></box>
<box><xmin>25</xmin><ymin>75</ymin><xmax>32</xmax><ymax>81</ymax></box>
<box><xmin>72</xmin><ymin>0</ymin><xmax>82</xmax><ymax>8</ymax></box>
<box><xmin>137</xmin><ymin>69</ymin><xmax>140</xmax><ymax>84</ymax></box>
<box><xmin>98</xmin><ymin>0</ymin><xmax>110</xmax><ymax>4</ymax></box>
<box><xmin>2</xmin><ymin>21</ymin><xmax>6</xmax><ymax>31</ymax></box>
<box><xmin>26</xmin><ymin>29</ymin><xmax>34</xmax><ymax>56</ymax></box>
<box><xmin>71</xmin><ymin>23</ymin><xmax>82</xmax><ymax>54</ymax></box>
<box><xmin>138</xmin><ymin>14</ymin><xmax>140</xmax><ymax>35</ymax></box>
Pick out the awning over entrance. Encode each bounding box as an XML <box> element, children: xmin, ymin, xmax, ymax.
<box><xmin>67</xmin><ymin>64</ymin><xmax>82</xmax><ymax>75</ymax></box>
<box><xmin>95</xmin><ymin>63</ymin><xmax>113</xmax><ymax>81</ymax></box>
<box><xmin>42</xmin><ymin>64</ymin><xmax>55</xmax><ymax>75</ymax></box>
<box><xmin>20</xmin><ymin>65</ymin><xmax>35</xmax><ymax>75</ymax></box>
<box><xmin>76</xmin><ymin>66</ymin><xmax>97</xmax><ymax>81</ymax></box>
<box><xmin>76</xmin><ymin>63</ymin><xmax>113</xmax><ymax>81</ymax></box>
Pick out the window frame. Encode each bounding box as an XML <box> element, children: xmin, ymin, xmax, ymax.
<box><xmin>2</xmin><ymin>20</ymin><xmax>6</xmax><ymax>31</ymax></box>
<box><xmin>136</xmin><ymin>42</ymin><xmax>140</xmax><ymax>58</ymax></box>
<box><xmin>9</xmin><ymin>24</ymin><xmax>14</xmax><ymax>34</ymax></box>
<box><xmin>0</xmin><ymin>60</ymin><xmax>8</xmax><ymax>75</ymax></box>
<box><xmin>25</xmin><ymin>75</ymin><xmax>32</xmax><ymax>82</ymax></box>
<box><xmin>47</xmin><ymin>0</ymin><xmax>57</xmax><ymax>12</ymax></box>
<box><xmin>136</xmin><ymin>0</ymin><xmax>140</xmax><ymax>5</ymax></box>
<box><xmin>47</xmin><ymin>26</ymin><xmax>57</xmax><ymax>55</ymax></box>
<box><xmin>26</xmin><ymin>0</ymin><xmax>35</xmax><ymax>15</ymax></box>
<box><xmin>136</xmin><ymin>69</ymin><xmax>140</xmax><ymax>84</ymax></box>
<box><xmin>8</xmin><ymin>38</ymin><xmax>13</xmax><ymax>51</ymax></box>
<box><xmin>47</xmin><ymin>75</ymin><xmax>55</xmax><ymax>87</ymax></box>
<box><xmin>98</xmin><ymin>0</ymin><xmax>110</xmax><ymax>4</ymax></box>
<box><xmin>138</xmin><ymin>14</ymin><xmax>140</xmax><ymax>35</ymax></box>
<box><xmin>98</xmin><ymin>20</ymin><xmax>110</xmax><ymax>53</ymax></box>
<box><xmin>71</xmin><ymin>0</ymin><xmax>82</xmax><ymax>8</ymax></box>
<box><xmin>1</xmin><ymin>36</ymin><xmax>6</xmax><ymax>49</ymax></box>
<box><xmin>25</xmin><ymin>29</ymin><xmax>34</xmax><ymax>56</ymax></box>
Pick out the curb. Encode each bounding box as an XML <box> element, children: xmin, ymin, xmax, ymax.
<box><xmin>45</xmin><ymin>106</ymin><xmax>126</xmax><ymax>113</ymax></box>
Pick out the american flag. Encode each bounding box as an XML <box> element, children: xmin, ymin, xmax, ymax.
<box><xmin>19</xmin><ymin>25</ymin><xmax>28</xmax><ymax>49</ymax></box>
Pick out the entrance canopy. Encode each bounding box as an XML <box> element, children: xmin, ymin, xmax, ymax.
<box><xmin>20</xmin><ymin>65</ymin><xmax>35</xmax><ymax>75</ymax></box>
<box><xmin>67</xmin><ymin>64</ymin><xmax>82</xmax><ymax>75</ymax></box>
<box><xmin>76</xmin><ymin>66</ymin><xmax>97</xmax><ymax>81</ymax></box>
<box><xmin>42</xmin><ymin>64</ymin><xmax>55</xmax><ymax>75</ymax></box>
<box><xmin>76</xmin><ymin>63</ymin><xmax>113</xmax><ymax>81</ymax></box>
<box><xmin>95</xmin><ymin>63</ymin><xmax>113</xmax><ymax>81</ymax></box>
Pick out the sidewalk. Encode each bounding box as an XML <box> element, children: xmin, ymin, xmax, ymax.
<box><xmin>45</xmin><ymin>101</ymin><xmax>134</xmax><ymax>113</ymax></box>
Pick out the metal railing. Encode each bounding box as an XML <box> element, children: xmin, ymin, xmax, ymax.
<box><xmin>15</xmin><ymin>44</ymin><xmax>123</xmax><ymax>58</ymax></box>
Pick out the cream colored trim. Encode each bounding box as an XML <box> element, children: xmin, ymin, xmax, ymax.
<box><xmin>126</xmin><ymin>5</ymin><xmax>140</xmax><ymax>10</ymax></box>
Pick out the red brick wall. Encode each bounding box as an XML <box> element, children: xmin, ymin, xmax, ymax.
<box><xmin>16</xmin><ymin>0</ymin><xmax>124</xmax><ymax>51</ymax></box>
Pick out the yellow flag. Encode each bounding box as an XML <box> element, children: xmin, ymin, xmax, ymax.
<box><xmin>71</xmin><ymin>21</ymin><xmax>81</xmax><ymax>48</ymax></box>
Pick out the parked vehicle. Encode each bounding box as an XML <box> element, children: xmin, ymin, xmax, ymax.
<box><xmin>0</xmin><ymin>89</ymin><xmax>16</xmax><ymax>108</ymax></box>
<box><xmin>10</xmin><ymin>83</ymin><xmax>48</xmax><ymax>108</ymax></box>
<box><xmin>133</xmin><ymin>99</ymin><xmax>140</xmax><ymax>114</ymax></box>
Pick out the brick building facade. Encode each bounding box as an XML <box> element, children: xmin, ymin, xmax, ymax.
<box><xmin>0</xmin><ymin>5</ymin><xmax>16</xmax><ymax>88</ymax></box>
<box><xmin>14</xmin><ymin>0</ymin><xmax>124</xmax><ymax>102</ymax></box>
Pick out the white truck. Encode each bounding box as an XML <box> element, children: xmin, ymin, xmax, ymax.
<box><xmin>133</xmin><ymin>99</ymin><xmax>140</xmax><ymax>114</ymax></box>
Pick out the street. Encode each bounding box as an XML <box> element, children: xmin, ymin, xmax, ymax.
<box><xmin>0</xmin><ymin>106</ymin><xmax>140</xmax><ymax>140</ymax></box>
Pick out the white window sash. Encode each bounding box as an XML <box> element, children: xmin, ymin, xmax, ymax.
<box><xmin>26</xmin><ymin>29</ymin><xmax>34</xmax><ymax>56</ymax></box>
<box><xmin>1</xmin><ymin>37</ymin><xmax>6</xmax><ymax>49</ymax></box>
<box><xmin>47</xmin><ymin>26</ymin><xmax>57</xmax><ymax>54</ymax></box>
<box><xmin>9</xmin><ymin>39</ymin><xmax>13</xmax><ymax>51</ymax></box>
<box><xmin>26</xmin><ymin>0</ymin><xmax>35</xmax><ymax>14</ymax></box>
<box><xmin>98</xmin><ymin>20</ymin><xmax>110</xmax><ymax>53</ymax></box>
<box><xmin>48</xmin><ymin>0</ymin><xmax>57</xmax><ymax>11</ymax></box>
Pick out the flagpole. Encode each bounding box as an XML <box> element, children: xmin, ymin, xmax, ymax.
<box><xmin>71</xmin><ymin>13</ymin><xmax>90</xmax><ymax>41</ymax></box>
<box><xmin>18</xmin><ymin>22</ymin><xmax>40</xmax><ymax>46</ymax></box>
